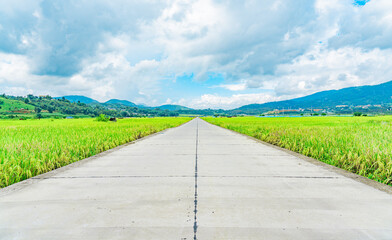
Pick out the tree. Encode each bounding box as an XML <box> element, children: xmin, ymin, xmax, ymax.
<box><xmin>36</xmin><ymin>113</ymin><xmax>43</xmax><ymax>119</ymax></box>
<box><xmin>35</xmin><ymin>107</ymin><xmax>42</xmax><ymax>113</ymax></box>
<box><xmin>48</xmin><ymin>106</ymin><xmax>55</xmax><ymax>113</ymax></box>
<box><xmin>121</xmin><ymin>111</ymin><xmax>130</xmax><ymax>117</ymax></box>
<box><xmin>96</xmin><ymin>114</ymin><xmax>109</xmax><ymax>122</ymax></box>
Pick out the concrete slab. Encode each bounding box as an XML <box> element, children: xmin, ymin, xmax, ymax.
<box><xmin>1</xmin><ymin>118</ymin><xmax>392</xmax><ymax>240</ymax></box>
<box><xmin>196</xmin><ymin>119</ymin><xmax>392</xmax><ymax>240</ymax></box>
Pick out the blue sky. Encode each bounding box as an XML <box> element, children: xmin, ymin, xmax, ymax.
<box><xmin>354</xmin><ymin>0</ymin><xmax>370</xmax><ymax>6</ymax></box>
<box><xmin>1</xmin><ymin>0</ymin><xmax>392</xmax><ymax>109</ymax></box>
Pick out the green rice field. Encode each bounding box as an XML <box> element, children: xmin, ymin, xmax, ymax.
<box><xmin>204</xmin><ymin>116</ymin><xmax>392</xmax><ymax>185</ymax></box>
<box><xmin>0</xmin><ymin>117</ymin><xmax>190</xmax><ymax>188</ymax></box>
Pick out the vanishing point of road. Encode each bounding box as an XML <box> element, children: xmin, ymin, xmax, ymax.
<box><xmin>1</xmin><ymin>118</ymin><xmax>392</xmax><ymax>240</ymax></box>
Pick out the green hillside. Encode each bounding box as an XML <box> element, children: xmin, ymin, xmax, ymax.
<box><xmin>0</xmin><ymin>97</ymin><xmax>35</xmax><ymax>113</ymax></box>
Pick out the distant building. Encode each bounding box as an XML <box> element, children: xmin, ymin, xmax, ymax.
<box><xmin>266</xmin><ymin>109</ymin><xmax>301</xmax><ymax>115</ymax></box>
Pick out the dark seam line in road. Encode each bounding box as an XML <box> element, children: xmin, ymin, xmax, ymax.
<box><xmin>32</xmin><ymin>175</ymin><xmax>339</xmax><ymax>179</ymax></box>
<box><xmin>197</xmin><ymin>154</ymin><xmax>290</xmax><ymax>156</ymax></box>
<box><xmin>111</xmin><ymin>154</ymin><xmax>195</xmax><ymax>156</ymax></box>
<box><xmin>32</xmin><ymin>175</ymin><xmax>194</xmax><ymax>179</ymax></box>
<box><xmin>193</xmin><ymin>119</ymin><xmax>199</xmax><ymax>240</ymax></box>
<box><xmin>197</xmin><ymin>176</ymin><xmax>339</xmax><ymax>179</ymax></box>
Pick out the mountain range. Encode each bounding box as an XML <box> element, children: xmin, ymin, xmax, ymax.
<box><xmin>59</xmin><ymin>95</ymin><xmax>193</xmax><ymax>111</ymax></box>
<box><xmin>58</xmin><ymin>80</ymin><xmax>392</xmax><ymax>112</ymax></box>
<box><xmin>235</xmin><ymin>80</ymin><xmax>392</xmax><ymax>112</ymax></box>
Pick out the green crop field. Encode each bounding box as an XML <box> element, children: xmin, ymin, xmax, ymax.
<box><xmin>204</xmin><ymin>116</ymin><xmax>392</xmax><ymax>185</ymax></box>
<box><xmin>0</xmin><ymin>117</ymin><xmax>191</xmax><ymax>188</ymax></box>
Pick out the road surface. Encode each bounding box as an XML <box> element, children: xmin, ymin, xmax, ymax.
<box><xmin>1</xmin><ymin>118</ymin><xmax>392</xmax><ymax>239</ymax></box>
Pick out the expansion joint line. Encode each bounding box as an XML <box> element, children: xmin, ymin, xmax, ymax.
<box><xmin>193</xmin><ymin>119</ymin><xmax>199</xmax><ymax>240</ymax></box>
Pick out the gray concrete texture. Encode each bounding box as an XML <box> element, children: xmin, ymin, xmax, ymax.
<box><xmin>0</xmin><ymin>118</ymin><xmax>392</xmax><ymax>239</ymax></box>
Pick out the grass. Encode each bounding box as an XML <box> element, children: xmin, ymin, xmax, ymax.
<box><xmin>0</xmin><ymin>117</ymin><xmax>191</xmax><ymax>188</ymax></box>
<box><xmin>0</xmin><ymin>97</ymin><xmax>34</xmax><ymax>113</ymax></box>
<box><xmin>203</xmin><ymin>116</ymin><xmax>392</xmax><ymax>185</ymax></box>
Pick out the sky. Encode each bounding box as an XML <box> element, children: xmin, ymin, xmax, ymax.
<box><xmin>0</xmin><ymin>0</ymin><xmax>392</xmax><ymax>109</ymax></box>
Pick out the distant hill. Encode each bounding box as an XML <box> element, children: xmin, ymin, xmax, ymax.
<box><xmin>104</xmin><ymin>99</ymin><xmax>138</xmax><ymax>107</ymax></box>
<box><xmin>57</xmin><ymin>95</ymin><xmax>99</xmax><ymax>104</ymax></box>
<box><xmin>157</xmin><ymin>104</ymin><xmax>193</xmax><ymax>111</ymax></box>
<box><xmin>236</xmin><ymin>80</ymin><xmax>392</xmax><ymax>112</ymax></box>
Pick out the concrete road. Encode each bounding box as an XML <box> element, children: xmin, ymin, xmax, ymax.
<box><xmin>1</xmin><ymin>118</ymin><xmax>392</xmax><ymax>240</ymax></box>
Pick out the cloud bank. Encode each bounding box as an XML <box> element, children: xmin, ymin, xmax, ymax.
<box><xmin>1</xmin><ymin>0</ymin><xmax>392</xmax><ymax>109</ymax></box>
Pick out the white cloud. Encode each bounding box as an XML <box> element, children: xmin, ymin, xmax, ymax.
<box><xmin>0</xmin><ymin>52</ymin><xmax>31</xmax><ymax>83</ymax></box>
<box><xmin>271</xmin><ymin>45</ymin><xmax>392</xmax><ymax>97</ymax></box>
<box><xmin>164</xmin><ymin>98</ymin><xmax>173</xmax><ymax>104</ymax></box>
<box><xmin>1</xmin><ymin>0</ymin><xmax>392</xmax><ymax>108</ymax></box>
<box><xmin>213</xmin><ymin>83</ymin><xmax>247</xmax><ymax>91</ymax></box>
<box><xmin>187</xmin><ymin>93</ymin><xmax>279</xmax><ymax>110</ymax></box>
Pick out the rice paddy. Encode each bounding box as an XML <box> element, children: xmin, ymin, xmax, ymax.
<box><xmin>204</xmin><ymin>116</ymin><xmax>392</xmax><ymax>185</ymax></box>
<box><xmin>0</xmin><ymin>117</ymin><xmax>190</xmax><ymax>188</ymax></box>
